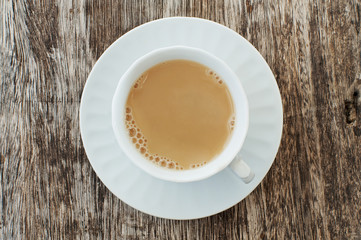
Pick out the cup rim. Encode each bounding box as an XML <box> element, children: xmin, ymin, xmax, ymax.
<box><xmin>112</xmin><ymin>46</ymin><xmax>249</xmax><ymax>182</ymax></box>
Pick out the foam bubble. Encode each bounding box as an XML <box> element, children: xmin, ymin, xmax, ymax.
<box><xmin>228</xmin><ymin>116</ymin><xmax>236</xmax><ymax>131</ymax></box>
<box><xmin>129</xmin><ymin>128</ymin><xmax>136</xmax><ymax>137</ymax></box>
<box><xmin>206</xmin><ymin>69</ymin><xmax>214</xmax><ymax>75</ymax></box>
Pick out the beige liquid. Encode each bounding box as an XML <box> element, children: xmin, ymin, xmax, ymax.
<box><xmin>125</xmin><ymin>60</ymin><xmax>235</xmax><ymax>170</ymax></box>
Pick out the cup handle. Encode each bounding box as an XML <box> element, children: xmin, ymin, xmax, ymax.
<box><xmin>229</xmin><ymin>153</ymin><xmax>255</xmax><ymax>183</ymax></box>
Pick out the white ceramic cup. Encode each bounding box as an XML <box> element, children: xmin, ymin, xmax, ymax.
<box><xmin>112</xmin><ymin>46</ymin><xmax>254</xmax><ymax>183</ymax></box>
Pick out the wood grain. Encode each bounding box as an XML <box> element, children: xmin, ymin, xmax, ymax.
<box><xmin>1</xmin><ymin>0</ymin><xmax>360</xmax><ymax>239</ymax></box>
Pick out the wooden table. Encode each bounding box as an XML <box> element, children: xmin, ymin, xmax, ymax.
<box><xmin>1</xmin><ymin>0</ymin><xmax>360</xmax><ymax>239</ymax></box>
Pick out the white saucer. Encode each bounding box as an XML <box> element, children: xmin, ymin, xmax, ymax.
<box><xmin>80</xmin><ymin>17</ymin><xmax>283</xmax><ymax>220</ymax></box>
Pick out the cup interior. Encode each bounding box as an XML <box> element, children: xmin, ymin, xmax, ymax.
<box><xmin>112</xmin><ymin>46</ymin><xmax>249</xmax><ymax>182</ymax></box>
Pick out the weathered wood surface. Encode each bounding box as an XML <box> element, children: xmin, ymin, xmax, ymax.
<box><xmin>1</xmin><ymin>0</ymin><xmax>360</xmax><ymax>239</ymax></box>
